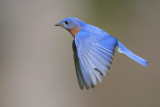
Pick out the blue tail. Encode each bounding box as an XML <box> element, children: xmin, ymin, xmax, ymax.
<box><xmin>117</xmin><ymin>41</ymin><xmax>148</xmax><ymax>67</ymax></box>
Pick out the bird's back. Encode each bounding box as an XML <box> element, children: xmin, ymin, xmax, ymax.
<box><xmin>82</xmin><ymin>24</ymin><xmax>109</xmax><ymax>35</ymax></box>
<box><xmin>78</xmin><ymin>24</ymin><xmax>116</xmax><ymax>45</ymax></box>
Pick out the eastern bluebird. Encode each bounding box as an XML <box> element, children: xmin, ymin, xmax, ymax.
<box><xmin>55</xmin><ymin>17</ymin><xmax>148</xmax><ymax>89</ymax></box>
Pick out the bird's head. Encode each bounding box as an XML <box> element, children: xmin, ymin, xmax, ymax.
<box><xmin>55</xmin><ymin>17</ymin><xmax>85</xmax><ymax>37</ymax></box>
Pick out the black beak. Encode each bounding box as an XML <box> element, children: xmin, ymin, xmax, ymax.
<box><xmin>55</xmin><ymin>23</ymin><xmax>63</xmax><ymax>26</ymax></box>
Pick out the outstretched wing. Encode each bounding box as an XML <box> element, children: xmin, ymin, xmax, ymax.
<box><xmin>74</xmin><ymin>31</ymin><xmax>117</xmax><ymax>89</ymax></box>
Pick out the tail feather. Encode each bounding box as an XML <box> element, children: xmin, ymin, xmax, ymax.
<box><xmin>117</xmin><ymin>41</ymin><xmax>148</xmax><ymax>67</ymax></box>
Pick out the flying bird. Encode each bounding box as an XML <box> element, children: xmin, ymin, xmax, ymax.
<box><xmin>55</xmin><ymin>17</ymin><xmax>148</xmax><ymax>89</ymax></box>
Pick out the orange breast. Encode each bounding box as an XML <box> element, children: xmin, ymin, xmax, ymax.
<box><xmin>68</xmin><ymin>27</ymin><xmax>80</xmax><ymax>38</ymax></box>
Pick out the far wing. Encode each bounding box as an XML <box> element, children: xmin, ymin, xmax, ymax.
<box><xmin>72</xmin><ymin>40</ymin><xmax>84</xmax><ymax>89</ymax></box>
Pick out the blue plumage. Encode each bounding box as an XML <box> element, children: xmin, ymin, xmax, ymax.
<box><xmin>117</xmin><ymin>41</ymin><xmax>148</xmax><ymax>67</ymax></box>
<box><xmin>55</xmin><ymin>17</ymin><xmax>148</xmax><ymax>89</ymax></box>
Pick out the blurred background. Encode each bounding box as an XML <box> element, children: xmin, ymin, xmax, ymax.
<box><xmin>0</xmin><ymin>0</ymin><xmax>160</xmax><ymax>107</ymax></box>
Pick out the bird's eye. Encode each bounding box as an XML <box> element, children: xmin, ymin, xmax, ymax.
<box><xmin>65</xmin><ymin>21</ymin><xmax>69</xmax><ymax>25</ymax></box>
